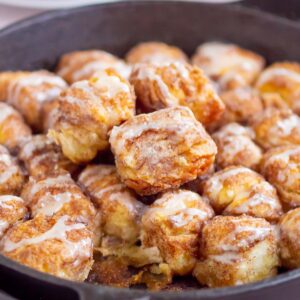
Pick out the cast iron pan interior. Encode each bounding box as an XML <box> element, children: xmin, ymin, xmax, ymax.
<box><xmin>1</xmin><ymin>1</ymin><xmax>300</xmax><ymax>299</ymax></box>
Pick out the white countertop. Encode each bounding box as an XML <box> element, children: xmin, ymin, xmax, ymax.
<box><xmin>0</xmin><ymin>5</ymin><xmax>42</xmax><ymax>29</ymax></box>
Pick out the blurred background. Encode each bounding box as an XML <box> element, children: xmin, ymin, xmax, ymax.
<box><xmin>1</xmin><ymin>0</ymin><xmax>300</xmax><ymax>30</ymax></box>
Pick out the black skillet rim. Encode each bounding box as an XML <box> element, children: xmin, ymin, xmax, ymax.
<box><xmin>0</xmin><ymin>0</ymin><xmax>300</xmax><ymax>298</ymax></box>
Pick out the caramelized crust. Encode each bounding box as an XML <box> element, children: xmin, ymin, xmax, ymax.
<box><xmin>0</xmin><ymin>103</ymin><xmax>32</xmax><ymax>152</ymax></box>
<box><xmin>110</xmin><ymin>107</ymin><xmax>217</xmax><ymax>195</ymax></box>
<box><xmin>56</xmin><ymin>50</ymin><xmax>131</xmax><ymax>84</ymax></box>
<box><xmin>0</xmin><ymin>214</ymin><xmax>93</xmax><ymax>281</ymax></box>
<box><xmin>0</xmin><ymin>145</ymin><xmax>25</xmax><ymax>196</ymax></box>
<box><xmin>130</xmin><ymin>62</ymin><xmax>225</xmax><ymax>127</ymax></box>
<box><xmin>202</xmin><ymin>166</ymin><xmax>283</xmax><ymax>222</ymax></box>
<box><xmin>251</xmin><ymin>108</ymin><xmax>300</xmax><ymax>150</ymax></box>
<box><xmin>191</xmin><ymin>42</ymin><xmax>265</xmax><ymax>90</ymax></box>
<box><xmin>193</xmin><ymin>215</ymin><xmax>279</xmax><ymax>287</ymax></box>
<box><xmin>141</xmin><ymin>189</ymin><xmax>214</xmax><ymax>275</ymax></box>
<box><xmin>21</xmin><ymin>172</ymin><xmax>96</xmax><ymax>229</ymax></box>
<box><xmin>49</xmin><ymin>69</ymin><xmax>136</xmax><ymax>163</ymax></box>
<box><xmin>126</xmin><ymin>41</ymin><xmax>188</xmax><ymax>65</ymax></box>
<box><xmin>261</xmin><ymin>145</ymin><xmax>300</xmax><ymax>208</ymax></box>
<box><xmin>78</xmin><ymin>164</ymin><xmax>145</xmax><ymax>244</ymax></box>
<box><xmin>18</xmin><ymin>134</ymin><xmax>76</xmax><ymax>179</ymax></box>
<box><xmin>1</xmin><ymin>71</ymin><xmax>67</xmax><ymax>131</ymax></box>
<box><xmin>212</xmin><ymin>123</ymin><xmax>262</xmax><ymax>170</ymax></box>
<box><xmin>255</xmin><ymin>62</ymin><xmax>300</xmax><ymax>114</ymax></box>
<box><xmin>0</xmin><ymin>195</ymin><xmax>27</xmax><ymax>238</ymax></box>
<box><xmin>279</xmin><ymin>208</ymin><xmax>300</xmax><ymax>268</ymax></box>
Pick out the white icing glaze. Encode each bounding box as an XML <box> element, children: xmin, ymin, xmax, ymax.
<box><xmin>79</xmin><ymin>165</ymin><xmax>115</xmax><ymax>187</ymax></box>
<box><xmin>135</xmin><ymin>64</ymin><xmax>178</xmax><ymax>105</ymax></box>
<box><xmin>196</xmin><ymin>42</ymin><xmax>260</xmax><ymax>76</ymax></box>
<box><xmin>0</xmin><ymin>195</ymin><xmax>23</xmax><ymax>209</ymax></box>
<box><xmin>211</xmin><ymin>251</ymin><xmax>240</xmax><ymax>264</ymax></box>
<box><xmin>275</xmin><ymin>114</ymin><xmax>300</xmax><ymax>136</ymax></box>
<box><xmin>27</xmin><ymin>174</ymin><xmax>75</xmax><ymax>201</ymax></box>
<box><xmin>20</xmin><ymin>135</ymin><xmax>52</xmax><ymax>159</ymax></box>
<box><xmin>0</xmin><ymin>103</ymin><xmax>15</xmax><ymax>124</ymax></box>
<box><xmin>94</xmin><ymin>183</ymin><xmax>125</xmax><ymax>198</ymax></box>
<box><xmin>218</xmin><ymin>222</ymin><xmax>271</xmax><ymax>254</ymax></box>
<box><xmin>148</xmin><ymin>190</ymin><xmax>211</xmax><ymax>228</ymax></box>
<box><xmin>207</xmin><ymin>167</ymin><xmax>253</xmax><ymax>196</ymax></box>
<box><xmin>33</xmin><ymin>192</ymin><xmax>76</xmax><ymax>217</ymax></box>
<box><xmin>8</xmin><ymin>73</ymin><xmax>66</xmax><ymax>106</ymax></box>
<box><xmin>110</xmin><ymin>107</ymin><xmax>204</xmax><ymax>154</ymax></box>
<box><xmin>73</xmin><ymin>60</ymin><xmax>131</xmax><ymax>81</ymax></box>
<box><xmin>93</xmin><ymin>71</ymin><xmax>130</xmax><ymax>98</ymax></box>
<box><xmin>0</xmin><ymin>166</ymin><xmax>19</xmax><ymax>184</ymax></box>
<box><xmin>2</xmin><ymin>216</ymin><xmax>92</xmax><ymax>264</ymax></box>
<box><xmin>256</xmin><ymin>67</ymin><xmax>300</xmax><ymax>87</ymax></box>
<box><xmin>0</xmin><ymin>153</ymin><xmax>12</xmax><ymax>166</ymax></box>
<box><xmin>264</xmin><ymin>147</ymin><xmax>300</xmax><ymax>169</ymax></box>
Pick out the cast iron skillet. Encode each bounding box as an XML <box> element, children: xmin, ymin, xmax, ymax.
<box><xmin>0</xmin><ymin>1</ymin><xmax>300</xmax><ymax>299</ymax></box>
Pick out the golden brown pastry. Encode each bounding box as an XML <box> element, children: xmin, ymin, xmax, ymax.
<box><xmin>191</xmin><ymin>42</ymin><xmax>265</xmax><ymax>90</ymax></box>
<box><xmin>0</xmin><ymin>214</ymin><xmax>93</xmax><ymax>281</ymax></box>
<box><xmin>216</xmin><ymin>87</ymin><xmax>264</xmax><ymax>128</ymax></box>
<box><xmin>56</xmin><ymin>50</ymin><xmax>131</xmax><ymax>84</ymax></box>
<box><xmin>125</xmin><ymin>41</ymin><xmax>188</xmax><ymax>65</ymax></box>
<box><xmin>21</xmin><ymin>172</ymin><xmax>96</xmax><ymax>228</ymax></box>
<box><xmin>0</xmin><ymin>145</ymin><xmax>25</xmax><ymax>196</ymax></box>
<box><xmin>48</xmin><ymin>69</ymin><xmax>136</xmax><ymax>163</ymax></box>
<box><xmin>279</xmin><ymin>208</ymin><xmax>300</xmax><ymax>268</ymax></box>
<box><xmin>251</xmin><ymin>108</ymin><xmax>300</xmax><ymax>150</ymax></box>
<box><xmin>18</xmin><ymin>134</ymin><xmax>76</xmax><ymax>179</ymax></box>
<box><xmin>1</xmin><ymin>71</ymin><xmax>67</xmax><ymax>131</ymax></box>
<box><xmin>109</xmin><ymin>106</ymin><xmax>217</xmax><ymax>195</ymax></box>
<box><xmin>78</xmin><ymin>164</ymin><xmax>145</xmax><ymax>244</ymax></box>
<box><xmin>255</xmin><ymin>62</ymin><xmax>300</xmax><ymax>114</ymax></box>
<box><xmin>261</xmin><ymin>145</ymin><xmax>300</xmax><ymax>208</ymax></box>
<box><xmin>141</xmin><ymin>189</ymin><xmax>214</xmax><ymax>275</ymax></box>
<box><xmin>0</xmin><ymin>72</ymin><xmax>26</xmax><ymax>101</ymax></box>
<box><xmin>0</xmin><ymin>102</ymin><xmax>31</xmax><ymax>152</ymax></box>
<box><xmin>193</xmin><ymin>215</ymin><xmax>279</xmax><ymax>287</ymax></box>
<box><xmin>212</xmin><ymin>123</ymin><xmax>262</xmax><ymax>170</ymax></box>
<box><xmin>130</xmin><ymin>62</ymin><xmax>225</xmax><ymax>127</ymax></box>
<box><xmin>0</xmin><ymin>195</ymin><xmax>27</xmax><ymax>238</ymax></box>
<box><xmin>202</xmin><ymin>166</ymin><xmax>283</xmax><ymax>222</ymax></box>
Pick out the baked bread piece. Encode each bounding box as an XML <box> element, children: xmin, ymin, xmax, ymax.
<box><xmin>202</xmin><ymin>166</ymin><xmax>283</xmax><ymax>223</ymax></box>
<box><xmin>130</xmin><ymin>62</ymin><xmax>225</xmax><ymax>127</ymax></box>
<box><xmin>279</xmin><ymin>208</ymin><xmax>300</xmax><ymax>269</ymax></box>
<box><xmin>21</xmin><ymin>172</ymin><xmax>96</xmax><ymax>229</ymax></box>
<box><xmin>212</xmin><ymin>123</ymin><xmax>262</xmax><ymax>170</ymax></box>
<box><xmin>251</xmin><ymin>108</ymin><xmax>300</xmax><ymax>150</ymax></box>
<box><xmin>214</xmin><ymin>87</ymin><xmax>263</xmax><ymax>129</ymax></box>
<box><xmin>18</xmin><ymin>134</ymin><xmax>76</xmax><ymax>179</ymax></box>
<box><xmin>110</xmin><ymin>106</ymin><xmax>217</xmax><ymax>195</ymax></box>
<box><xmin>141</xmin><ymin>189</ymin><xmax>214</xmax><ymax>275</ymax></box>
<box><xmin>255</xmin><ymin>62</ymin><xmax>300</xmax><ymax>114</ymax></box>
<box><xmin>0</xmin><ymin>195</ymin><xmax>27</xmax><ymax>238</ymax></box>
<box><xmin>0</xmin><ymin>71</ymin><xmax>67</xmax><ymax>131</ymax></box>
<box><xmin>78</xmin><ymin>164</ymin><xmax>145</xmax><ymax>245</ymax></box>
<box><xmin>0</xmin><ymin>214</ymin><xmax>93</xmax><ymax>281</ymax></box>
<box><xmin>56</xmin><ymin>50</ymin><xmax>131</xmax><ymax>84</ymax></box>
<box><xmin>49</xmin><ymin>69</ymin><xmax>136</xmax><ymax>163</ymax></box>
<box><xmin>193</xmin><ymin>215</ymin><xmax>279</xmax><ymax>287</ymax></box>
<box><xmin>0</xmin><ymin>102</ymin><xmax>32</xmax><ymax>152</ymax></box>
<box><xmin>126</xmin><ymin>41</ymin><xmax>188</xmax><ymax>65</ymax></box>
<box><xmin>261</xmin><ymin>145</ymin><xmax>300</xmax><ymax>208</ymax></box>
<box><xmin>0</xmin><ymin>145</ymin><xmax>25</xmax><ymax>196</ymax></box>
<box><xmin>191</xmin><ymin>42</ymin><xmax>265</xmax><ymax>90</ymax></box>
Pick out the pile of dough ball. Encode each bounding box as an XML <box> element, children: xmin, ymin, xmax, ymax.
<box><xmin>1</xmin><ymin>40</ymin><xmax>300</xmax><ymax>290</ymax></box>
